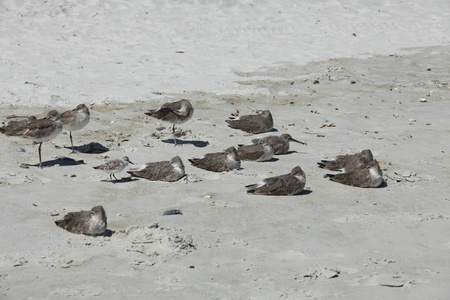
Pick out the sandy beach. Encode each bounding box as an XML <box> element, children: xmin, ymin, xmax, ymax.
<box><xmin>1</xmin><ymin>1</ymin><xmax>450</xmax><ymax>299</ymax></box>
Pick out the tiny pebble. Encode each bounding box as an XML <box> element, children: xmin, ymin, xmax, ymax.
<box><xmin>50</xmin><ymin>212</ymin><xmax>59</xmax><ymax>216</ymax></box>
<box><xmin>17</xmin><ymin>147</ymin><xmax>26</xmax><ymax>153</ymax></box>
<box><xmin>163</xmin><ymin>209</ymin><xmax>183</xmax><ymax>216</ymax></box>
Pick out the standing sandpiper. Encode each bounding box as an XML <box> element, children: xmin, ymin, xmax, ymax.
<box><xmin>93</xmin><ymin>156</ymin><xmax>134</xmax><ymax>182</ymax></box>
<box><xmin>1</xmin><ymin>110</ymin><xmax>63</xmax><ymax>168</ymax></box>
<box><xmin>61</xmin><ymin>104</ymin><xmax>90</xmax><ymax>153</ymax></box>
<box><xmin>145</xmin><ymin>99</ymin><xmax>194</xmax><ymax>146</ymax></box>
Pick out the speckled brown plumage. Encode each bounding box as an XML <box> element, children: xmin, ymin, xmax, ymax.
<box><xmin>55</xmin><ymin>206</ymin><xmax>107</xmax><ymax>236</ymax></box>
<box><xmin>226</xmin><ymin>110</ymin><xmax>273</xmax><ymax>134</ymax></box>
<box><xmin>318</xmin><ymin>149</ymin><xmax>373</xmax><ymax>172</ymax></box>
<box><xmin>189</xmin><ymin>147</ymin><xmax>241</xmax><ymax>172</ymax></box>
<box><xmin>246</xmin><ymin>166</ymin><xmax>306</xmax><ymax>195</ymax></box>
<box><xmin>127</xmin><ymin>156</ymin><xmax>185</xmax><ymax>182</ymax></box>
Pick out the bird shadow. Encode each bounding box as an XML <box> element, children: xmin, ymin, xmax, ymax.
<box><xmin>27</xmin><ymin>157</ymin><xmax>86</xmax><ymax>168</ymax></box>
<box><xmin>100</xmin><ymin>177</ymin><xmax>139</xmax><ymax>184</ymax></box>
<box><xmin>161</xmin><ymin>139</ymin><xmax>209</xmax><ymax>148</ymax></box>
<box><xmin>276</xmin><ymin>150</ymin><xmax>299</xmax><ymax>155</ymax></box>
<box><xmin>104</xmin><ymin>229</ymin><xmax>115</xmax><ymax>237</ymax></box>
<box><xmin>266</xmin><ymin>157</ymin><xmax>280</xmax><ymax>162</ymax></box>
<box><xmin>64</xmin><ymin>142</ymin><xmax>109</xmax><ymax>154</ymax></box>
<box><xmin>298</xmin><ymin>189</ymin><xmax>313</xmax><ymax>195</ymax></box>
<box><xmin>378</xmin><ymin>181</ymin><xmax>389</xmax><ymax>188</ymax></box>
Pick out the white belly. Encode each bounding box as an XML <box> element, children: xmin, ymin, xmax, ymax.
<box><xmin>257</xmin><ymin>145</ymin><xmax>274</xmax><ymax>162</ymax></box>
<box><xmin>369</xmin><ymin>168</ymin><xmax>383</xmax><ymax>187</ymax></box>
<box><xmin>87</xmin><ymin>215</ymin><xmax>106</xmax><ymax>235</ymax></box>
<box><xmin>65</xmin><ymin>112</ymin><xmax>90</xmax><ymax>131</ymax></box>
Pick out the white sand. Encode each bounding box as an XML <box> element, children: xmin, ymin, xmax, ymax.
<box><xmin>1</xmin><ymin>1</ymin><xmax>450</xmax><ymax>299</ymax></box>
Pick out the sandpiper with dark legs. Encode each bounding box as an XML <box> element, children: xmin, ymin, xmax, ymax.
<box><xmin>324</xmin><ymin>160</ymin><xmax>383</xmax><ymax>188</ymax></box>
<box><xmin>61</xmin><ymin>104</ymin><xmax>90</xmax><ymax>153</ymax></box>
<box><xmin>318</xmin><ymin>149</ymin><xmax>373</xmax><ymax>172</ymax></box>
<box><xmin>244</xmin><ymin>133</ymin><xmax>306</xmax><ymax>155</ymax></box>
<box><xmin>1</xmin><ymin>110</ymin><xmax>63</xmax><ymax>168</ymax></box>
<box><xmin>93</xmin><ymin>156</ymin><xmax>134</xmax><ymax>182</ymax></box>
<box><xmin>226</xmin><ymin>110</ymin><xmax>273</xmax><ymax>134</ymax></box>
<box><xmin>127</xmin><ymin>156</ymin><xmax>185</xmax><ymax>182</ymax></box>
<box><xmin>189</xmin><ymin>146</ymin><xmax>241</xmax><ymax>172</ymax></box>
<box><xmin>246</xmin><ymin>166</ymin><xmax>306</xmax><ymax>195</ymax></box>
<box><xmin>55</xmin><ymin>206</ymin><xmax>107</xmax><ymax>236</ymax></box>
<box><xmin>145</xmin><ymin>99</ymin><xmax>194</xmax><ymax>146</ymax></box>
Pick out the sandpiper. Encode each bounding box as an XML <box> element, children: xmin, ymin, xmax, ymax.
<box><xmin>1</xmin><ymin>110</ymin><xmax>63</xmax><ymax>168</ymax></box>
<box><xmin>61</xmin><ymin>104</ymin><xmax>90</xmax><ymax>153</ymax></box>
<box><xmin>55</xmin><ymin>205</ymin><xmax>107</xmax><ymax>236</ymax></box>
<box><xmin>188</xmin><ymin>146</ymin><xmax>241</xmax><ymax>172</ymax></box>
<box><xmin>244</xmin><ymin>133</ymin><xmax>306</xmax><ymax>155</ymax></box>
<box><xmin>324</xmin><ymin>160</ymin><xmax>383</xmax><ymax>188</ymax></box>
<box><xmin>0</xmin><ymin>116</ymin><xmax>37</xmax><ymax>134</ymax></box>
<box><xmin>145</xmin><ymin>99</ymin><xmax>194</xmax><ymax>146</ymax></box>
<box><xmin>318</xmin><ymin>149</ymin><xmax>373</xmax><ymax>172</ymax></box>
<box><xmin>226</xmin><ymin>110</ymin><xmax>273</xmax><ymax>134</ymax></box>
<box><xmin>246</xmin><ymin>166</ymin><xmax>306</xmax><ymax>195</ymax></box>
<box><xmin>127</xmin><ymin>156</ymin><xmax>185</xmax><ymax>182</ymax></box>
<box><xmin>237</xmin><ymin>140</ymin><xmax>274</xmax><ymax>161</ymax></box>
<box><xmin>93</xmin><ymin>156</ymin><xmax>134</xmax><ymax>182</ymax></box>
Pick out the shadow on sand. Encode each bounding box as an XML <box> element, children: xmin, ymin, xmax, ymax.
<box><xmin>161</xmin><ymin>139</ymin><xmax>209</xmax><ymax>148</ymax></box>
<box><xmin>26</xmin><ymin>157</ymin><xmax>85</xmax><ymax>168</ymax></box>
<box><xmin>100</xmin><ymin>177</ymin><xmax>139</xmax><ymax>184</ymax></box>
<box><xmin>298</xmin><ymin>189</ymin><xmax>313</xmax><ymax>195</ymax></box>
<box><xmin>64</xmin><ymin>142</ymin><xmax>109</xmax><ymax>154</ymax></box>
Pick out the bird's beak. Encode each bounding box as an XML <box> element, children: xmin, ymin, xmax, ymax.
<box><xmin>290</xmin><ymin>138</ymin><xmax>307</xmax><ymax>146</ymax></box>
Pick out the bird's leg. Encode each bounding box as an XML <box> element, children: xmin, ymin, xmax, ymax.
<box><xmin>112</xmin><ymin>174</ymin><xmax>119</xmax><ymax>182</ymax></box>
<box><xmin>172</xmin><ymin>124</ymin><xmax>177</xmax><ymax>146</ymax></box>
<box><xmin>109</xmin><ymin>174</ymin><xmax>116</xmax><ymax>183</ymax></box>
<box><xmin>38</xmin><ymin>142</ymin><xmax>43</xmax><ymax>169</ymax></box>
<box><xmin>69</xmin><ymin>131</ymin><xmax>76</xmax><ymax>153</ymax></box>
